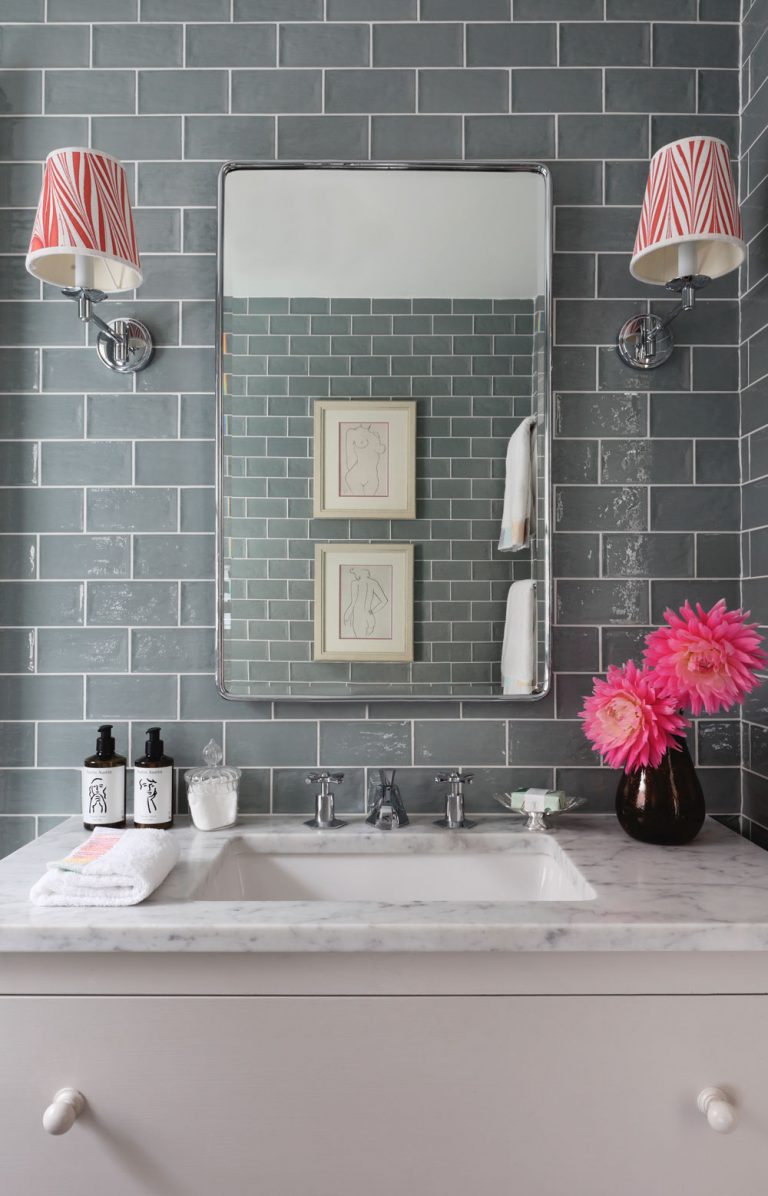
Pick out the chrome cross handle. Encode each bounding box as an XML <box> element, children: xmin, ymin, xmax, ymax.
<box><xmin>305</xmin><ymin>771</ymin><xmax>346</xmax><ymax>830</ymax></box>
<box><xmin>434</xmin><ymin>770</ymin><xmax>476</xmax><ymax>830</ymax></box>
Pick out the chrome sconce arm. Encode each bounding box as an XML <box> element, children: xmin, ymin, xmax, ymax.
<box><xmin>616</xmin><ymin>274</ymin><xmax>709</xmax><ymax>371</ymax></box>
<box><xmin>63</xmin><ymin>286</ymin><xmax>153</xmax><ymax>374</ymax></box>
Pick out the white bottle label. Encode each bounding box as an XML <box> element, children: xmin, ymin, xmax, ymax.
<box><xmin>83</xmin><ymin>766</ymin><xmax>125</xmax><ymax>825</ymax></box>
<box><xmin>134</xmin><ymin>767</ymin><xmax>172</xmax><ymax>825</ymax></box>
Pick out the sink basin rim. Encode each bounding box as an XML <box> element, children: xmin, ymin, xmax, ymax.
<box><xmin>191</xmin><ymin>829</ymin><xmax>596</xmax><ymax>904</ymax></box>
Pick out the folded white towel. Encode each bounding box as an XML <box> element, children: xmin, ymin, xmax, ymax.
<box><xmin>501</xmin><ymin>579</ymin><xmax>537</xmax><ymax>696</ymax></box>
<box><xmin>30</xmin><ymin>828</ymin><xmax>179</xmax><ymax>907</ymax></box>
<box><xmin>498</xmin><ymin>415</ymin><xmax>536</xmax><ymax>552</ymax></box>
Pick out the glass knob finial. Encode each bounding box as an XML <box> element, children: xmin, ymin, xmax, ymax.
<box><xmin>202</xmin><ymin>739</ymin><xmax>223</xmax><ymax>767</ymax></box>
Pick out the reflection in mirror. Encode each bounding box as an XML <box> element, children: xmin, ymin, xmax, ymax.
<box><xmin>218</xmin><ymin>164</ymin><xmax>551</xmax><ymax>700</ymax></box>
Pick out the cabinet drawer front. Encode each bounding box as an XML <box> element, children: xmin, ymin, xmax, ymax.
<box><xmin>1</xmin><ymin>995</ymin><xmax>765</xmax><ymax>1196</ymax></box>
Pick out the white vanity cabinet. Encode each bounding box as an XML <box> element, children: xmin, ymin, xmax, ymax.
<box><xmin>2</xmin><ymin>993</ymin><xmax>765</xmax><ymax>1196</ymax></box>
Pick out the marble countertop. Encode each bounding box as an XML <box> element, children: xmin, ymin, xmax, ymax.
<box><xmin>2</xmin><ymin>814</ymin><xmax>768</xmax><ymax>953</ymax></box>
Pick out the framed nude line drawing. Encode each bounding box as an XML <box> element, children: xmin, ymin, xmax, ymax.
<box><xmin>313</xmin><ymin>399</ymin><xmax>416</xmax><ymax>519</ymax></box>
<box><xmin>314</xmin><ymin>543</ymin><xmax>414</xmax><ymax>663</ymax></box>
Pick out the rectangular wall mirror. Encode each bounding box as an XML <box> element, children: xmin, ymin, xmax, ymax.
<box><xmin>217</xmin><ymin>163</ymin><xmax>551</xmax><ymax>701</ymax></box>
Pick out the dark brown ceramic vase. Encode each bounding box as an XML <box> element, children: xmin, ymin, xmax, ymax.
<box><xmin>615</xmin><ymin>737</ymin><xmax>705</xmax><ymax>846</ymax></box>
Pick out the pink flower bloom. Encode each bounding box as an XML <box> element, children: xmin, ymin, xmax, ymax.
<box><xmin>580</xmin><ymin>660</ymin><xmax>688</xmax><ymax>772</ymax></box>
<box><xmin>644</xmin><ymin>600</ymin><xmax>766</xmax><ymax>716</ymax></box>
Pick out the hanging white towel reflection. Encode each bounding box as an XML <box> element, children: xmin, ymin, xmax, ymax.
<box><xmin>498</xmin><ymin>415</ymin><xmax>536</xmax><ymax>552</ymax></box>
<box><xmin>501</xmin><ymin>579</ymin><xmax>537</xmax><ymax>696</ymax></box>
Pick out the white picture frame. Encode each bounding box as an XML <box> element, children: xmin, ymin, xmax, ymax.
<box><xmin>314</xmin><ymin>543</ymin><xmax>414</xmax><ymax>662</ymax></box>
<box><xmin>313</xmin><ymin>399</ymin><xmax>416</xmax><ymax>519</ymax></box>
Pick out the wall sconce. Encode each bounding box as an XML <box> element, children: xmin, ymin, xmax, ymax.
<box><xmin>25</xmin><ymin>147</ymin><xmax>152</xmax><ymax>374</ymax></box>
<box><xmin>617</xmin><ymin>136</ymin><xmax>745</xmax><ymax>370</ymax></box>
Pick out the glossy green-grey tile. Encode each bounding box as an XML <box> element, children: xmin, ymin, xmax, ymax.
<box><xmin>45</xmin><ymin>69</ymin><xmax>134</xmax><ymax>114</ymax></box>
<box><xmin>184</xmin><ymin>115</ymin><xmax>275</xmax><ymax>160</ymax></box>
<box><xmin>0</xmin><ymin>816</ymin><xmax>38</xmax><ymax>856</ymax></box>
<box><xmin>280</xmin><ymin>22</ymin><xmax>368</xmax><ymax>66</ymax></box>
<box><xmin>87</xmin><ymin>394</ymin><xmax>177</xmax><ymax>440</ymax></box>
<box><xmin>38</xmin><ymin>628</ymin><xmax>128</xmax><ymax>673</ymax></box>
<box><xmin>0</xmin><ymin>24</ymin><xmax>88</xmax><ymax>67</ymax></box>
<box><xmin>42</xmin><ymin>442</ymin><xmax>131</xmax><ymax>486</ymax></box>
<box><xmin>40</xmin><ymin>535</ymin><xmax>129</xmax><ymax>581</ymax></box>
<box><xmin>0</xmin><ymin>489</ymin><xmax>82</xmax><ymax>533</ymax></box>
<box><xmin>87</xmin><ymin>582</ymin><xmax>178</xmax><ymax>627</ymax></box>
<box><xmin>139</xmin><ymin>69</ymin><xmax>228</xmax><ymax>114</ymax></box>
<box><xmin>86</xmin><ymin>675</ymin><xmax>177</xmax><ymax>720</ymax></box>
<box><xmin>0</xmin><ymin>675</ymin><xmax>83</xmax><ymax>721</ymax></box>
<box><xmin>132</xmin><ymin>628</ymin><xmax>214</xmax><ymax>674</ymax></box>
<box><xmin>50</xmin><ymin>0</ymin><xmax>137</xmax><ymax>16</ymax></box>
<box><xmin>136</xmin><ymin>441</ymin><xmax>213</xmax><ymax>486</ymax></box>
<box><xmin>93</xmin><ymin>21</ymin><xmax>181</xmax><ymax>66</ymax></box>
<box><xmin>87</xmin><ymin>488</ymin><xmax>177</xmax><ymax>534</ymax></box>
<box><xmin>0</xmin><ymin>630</ymin><xmax>34</xmax><ymax>674</ymax></box>
<box><xmin>325</xmin><ymin>68</ymin><xmax>414</xmax><ymax>113</ymax></box>
<box><xmin>133</xmin><ymin>534</ymin><xmax>214</xmax><ymax>579</ymax></box>
<box><xmin>0</xmin><ymin>70</ymin><xmax>42</xmax><ymax>114</ymax></box>
<box><xmin>91</xmin><ymin>115</ymin><xmax>182</xmax><ymax>161</ymax></box>
<box><xmin>181</xmin><ymin>581</ymin><xmax>215</xmax><ymax>626</ymax></box>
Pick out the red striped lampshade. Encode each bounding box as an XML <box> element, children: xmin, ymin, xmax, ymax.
<box><xmin>631</xmin><ymin>136</ymin><xmax>745</xmax><ymax>285</ymax></box>
<box><xmin>26</xmin><ymin>147</ymin><xmax>142</xmax><ymax>292</ymax></box>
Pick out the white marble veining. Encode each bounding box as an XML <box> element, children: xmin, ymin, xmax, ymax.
<box><xmin>1</xmin><ymin>815</ymin><xmax>768</xmax><ymax>953</ymax></box>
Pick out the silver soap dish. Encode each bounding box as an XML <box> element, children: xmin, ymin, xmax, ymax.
<box><xmin>494</xmin><ymin>791</ymin><xmax>585</xmax><ymax>832</ymax></box>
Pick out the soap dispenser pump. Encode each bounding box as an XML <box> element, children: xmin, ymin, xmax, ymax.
<box><xmin>82</xmin><ymin>724</ymin><xmax>126</xmax><ymax>831</ymax></box>
<box><xmin>133</xmin><ymin>727</ymin><xmax>174</xmax><ymax>829</ymax></box>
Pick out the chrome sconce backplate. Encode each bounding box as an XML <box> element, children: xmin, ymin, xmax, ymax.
<box><xmin>617</xmin><ymin>313</ymin><xmax>674</xmax><ymax>370</ymax></box>
<box><xmin>96</xmin><ymin>318</ymin><xmax>153</xmax><ymax>373</ymax></box>
<box><xmin>616</xmin><ymin>274</ymin><xmax>709</xmax><ymax>371</ymax></box>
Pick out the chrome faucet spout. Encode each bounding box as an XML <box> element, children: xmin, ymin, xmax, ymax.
<box><xmin>366</xmin><ymin>769</ymin><xmax>409</xmax><ymax>830</ymax></box>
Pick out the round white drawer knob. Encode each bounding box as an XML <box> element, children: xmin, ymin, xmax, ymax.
<box><xmin>43</xmin><ymin>1088</ymin><xmax>85</xmax><ymax>1135</ymax></box>
<box><xmin>697</xmin><ymin>1087</ymin><xmax>737</xmax><ymax>1134</ymax></box>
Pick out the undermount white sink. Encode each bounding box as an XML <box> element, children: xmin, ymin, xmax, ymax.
<box><xmin>194</xmin><ymin>834</ymin><xmax>595</xmax><ymax>903</ymax></box>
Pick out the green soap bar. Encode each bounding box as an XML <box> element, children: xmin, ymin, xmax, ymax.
<box><xmin>512</xmin><ymin>787</ymin><xmax>566</xmax><ymax>811</ymax></box>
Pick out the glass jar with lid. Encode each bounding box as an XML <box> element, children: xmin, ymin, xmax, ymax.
<box><xmin>185</xmin><ymin>740</ymin><xmax>240</xmax><ymax>831</ymax></box>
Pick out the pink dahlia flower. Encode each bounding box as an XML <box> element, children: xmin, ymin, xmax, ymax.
<box><xmin>579</xmin><ymin>660</ymin><xmax>687</xmax><ymax>772</ymax></box>
<box><xmin>644</xmin><ymin>600</ymin><xmax>766</xmax><ymax>716</ymax></box>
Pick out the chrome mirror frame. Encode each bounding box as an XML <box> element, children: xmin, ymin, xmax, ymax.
<box><xmin>215</xmin><ymin>160</ymin><xmax>552</xmax><ymax>703</ymax></box>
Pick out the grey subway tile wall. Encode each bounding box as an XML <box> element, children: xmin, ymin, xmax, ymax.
<box><xmin>0</xmin><ymin>2</ymin><xmax>751</xmax><ymax>853</ymax></box>
<box><xmin>742</xmin><ymin>0</ymin><xmax>768</xmax><ymax>841</ymax></box>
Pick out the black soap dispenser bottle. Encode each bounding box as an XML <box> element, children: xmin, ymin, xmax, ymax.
<box><xmin>133</xmin><ymin>727</ymin><xmax>174</xmax><ymax>830</ymax></box>
<box><xmin>83</xmin><ymin>724</ymin><xmax>126</xmax><ymax>831</ymax></box>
